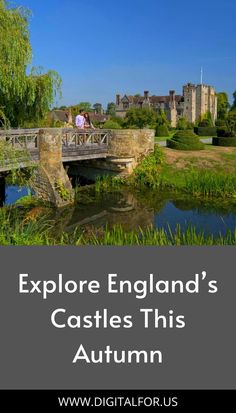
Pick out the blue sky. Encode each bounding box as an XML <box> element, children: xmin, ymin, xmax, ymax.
<box><xmin>13</xmin><ymin>0</ymin><xmax>236</xmax><ymax>107</ymax></box>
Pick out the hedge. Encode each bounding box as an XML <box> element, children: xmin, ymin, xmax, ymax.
<box><xmin>216</xmin><ymin>127</ymin><xmax>234</xmax><ymax>138</ymax></box>
<box><xmin>215</xmin><ymin>119</ymin><xmax>226</xmax><ymax>127</ymax></box>
<box><xmin>156</xmin><ymin>124</ymin><xmax>169</xmax><ymax>137</ymax></box>
<box><xmin>212</xmin><ymin>136</ymin><xmax>236</xmax><ymax>147</ymax></box>
<box><xmin>194</xmin><ymin>127</ymin><xmax>216</xmax><ymax>136</ymax></box>
<box><xmin>167</xmin><ymin>130</ymin><xmax>204</xmax><ymax>151</ymax></box>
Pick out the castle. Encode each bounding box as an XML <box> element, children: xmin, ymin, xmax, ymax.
<box><xmin>115</xmin><ymin>83</ymin><xmax>217</xmax><ymax>127</ymax></box>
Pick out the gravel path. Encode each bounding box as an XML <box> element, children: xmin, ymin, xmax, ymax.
<box><xmin>158</xmin><ymin>137</ymin><xmax>212</xmax><ymax>147</ymax></box>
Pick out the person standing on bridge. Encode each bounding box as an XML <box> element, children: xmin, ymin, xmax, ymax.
<box><xmin>84</xmin><ymin>112</ymin><xmax>95</xmax><ymax>129</ymax></box>
<box><xmin>75</xmin><ymin>109</ymin><xmax>86</xmax><ymax>129</ymax></box>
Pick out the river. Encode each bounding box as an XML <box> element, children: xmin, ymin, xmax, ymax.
<box><xmin>2</xmin><ymin>185</ymin><xmax>236</xmax><ymax>237</ymax></box>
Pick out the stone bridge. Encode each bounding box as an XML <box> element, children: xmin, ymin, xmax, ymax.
<box><xmin>0</xmin><ymin>128</ymin><xmax>154</xmax><ymax>206</ymax></box>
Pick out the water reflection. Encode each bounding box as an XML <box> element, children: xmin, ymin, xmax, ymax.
<box><xmin>51</xmin><ymin>189</ymin><xmax>236</xmax><ymax>237</ymax></box>
<box><xmin>1</xmin><ymin>186</ymin><xmax>236</xmax><ymax>237</ymax></box>
<box><xmin>5</xmin><ymin>186</ymin><xmax>29</xmax><ymax>205</ymax></box>
<box><xmin>64</xmin><ymin>191</ymin><xmax>155</xmax><ymax>232</ymax></box>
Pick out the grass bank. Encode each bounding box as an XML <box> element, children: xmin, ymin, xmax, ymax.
<box><xmin>95</xmin><ymin>145</ymin><xmax>236</xmax><ymax>198</ymax></box>
<box><xmin>0</xmin><ymin>208</ymin><xmax>235</xmax><ymax>246</ymax></box>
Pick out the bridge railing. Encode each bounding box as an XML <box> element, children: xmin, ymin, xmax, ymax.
<box><xmin>61</xmin><ymin>129</ymin><xmax>111</xmax><ymax>147</ymax></box>
<box><xmin>0</xmin><ymin>129</ymin><xmax>39</xmax><ymax>150</ymax></box>
<box><xmin>0</xmin><ymin>128</ymin><xmax>112</xmax><ymax>150</ymax></box>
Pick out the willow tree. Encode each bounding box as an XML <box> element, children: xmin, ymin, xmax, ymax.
<box><xmin>0</xmin><ymin>0</ymin><xmax>61</xmax><ymax>127</ymax></box>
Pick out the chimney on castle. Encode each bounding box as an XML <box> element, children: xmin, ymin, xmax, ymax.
<box><xmin>116</xmin><ymin>94</ymin><xmax>121</xmax><ymax>106</ymax></box>
<box><xmin>67</xmin><ymin>108</ymin><xmax>72</xmax><ymax>124</ymax></box>
<box><xmin>169</xmin><ymin>90</ymin><xmax>176</xmax><ymax>102</ymax></box>
<box><xmin>144</xmin><ymin>91</ymin><xmax>149</xmax><ymax>99</ymax></box>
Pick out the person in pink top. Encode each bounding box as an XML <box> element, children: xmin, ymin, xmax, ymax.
<box><xmin>75</xmin><ymin>109</ymin><xmax>85</xmax><ymax>129</ymax></box>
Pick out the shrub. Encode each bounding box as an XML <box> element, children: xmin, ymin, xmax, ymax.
<box><xmin>176</xmin><ymin>117</ymin><xmax>193</xmax><ymax>130</ymax></box>
<box><xmin>213</xmin><ymin>136</ymin><xmax>236</xmax><ymax>147</ymax></box>
<box><xmin>131</xmin><ymin>145</ymin><xmax>165</xmax><ymax>189</ymax></box>
<box><xmin>103</xmin><ymin>120</ymin><xmax>121</xmax><ymax>129</ymax></box>
<box><xmin>227</xmin><ymin>111</ymin><xmax>236</xmax><ymax>136</ymax></box>
<box><xmin>215</xmin><ymin>119</ymin><xmax>226</xmax><ymax>127</ymax></box>
<box><xmin>51</xmin><ymin>120</ymin><xmax>64</xmax><ymax>128</ymax></box>
<box><xmin>216</xmin><ymin>127</ymin><xmax>234</xmax><ymax>137</ymax></box>
<box><xmin>110</xmin><ymin>116</ymin><xmax>125</xmax><ymax>127</ymax></box>
<box><xmin>198</xmin><ymin>112</ymin><xmax>213</xmax><ymax>127</ymax></box>
<box><xmin>194</xmin><ymin>127</ymin><xmax>216</xmax><ymax>136</ymax></box>
<box><xmin>198</xmin><ymin>119</ymin><xmax>211</xmax><ymax>127</ymax></box>
<box><xmin>217</xmin><ymin>127</ymin><xmax>228</xmax><ymax>137</ymax></box>
<box><xmin>167</xmin><ymin>130</ymin><xmax>204</xmax><ymax>151</ymax></box>
<box><xmin>95</xmin><ymin>175</ymin><xmax>125</xmax><ymax>193</ymax></box>
<box><xmin>156</xmin><ymin>124</ymin><xmax>169</xmax><ymax>137</ymax></box>
<box><xmin>124</xmin><ymin>107</ymin><xmax>157</xmax><ymax>129</ymax></box>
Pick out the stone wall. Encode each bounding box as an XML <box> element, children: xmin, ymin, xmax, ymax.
<box><xmin>108</xmin><ymin>129</ymin><xmax>154</xmax><ymax>160</ymax></box>
<box><xmin>107</xmin><ymin>129</ymin><xmax>155</xmax><ymax>173</ymax></box>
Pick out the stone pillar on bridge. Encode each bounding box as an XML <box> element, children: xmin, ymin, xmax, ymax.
<box><xmin>107</xmin><ymin>129</ymin><xmax>155</xmax><ymax>173</ymax></box>
<box><xmin>32</xmin><ymin>129</ymin><xmax>74</xmax><ymax>207</ymax></box>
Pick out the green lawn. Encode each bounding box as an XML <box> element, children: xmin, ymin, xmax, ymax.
<box><xmin>155</xmin><ymin>136</ymin><xmax>170</xmax><ymax>142</ymax></box>
<box><xmin>163</xmin><ymin>145</ymin><xmax>236</xmax><ymax>175</ymax></box>
<box><xmin>155</xmin><ymin>134</ymin><xmax>214</xmax><ymax>143</ymax></box>
<box><xmin>155</xmin><ymin>131</ymin><xmax>175</xmax><ymax>142</ymax></box>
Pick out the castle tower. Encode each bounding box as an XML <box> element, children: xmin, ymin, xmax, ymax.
<box><xmin>208</xmin><ymin>86</ymin><xmax>217</xmax><ymax>124</ymax></box>
<box><xmin>196</xmin><ymin>84</ymin><xmax>208</xmax><ymax>121</ymax></box>
<box><xmin>196</xmin><ymin>84</ymin><xmax>217</xmax><ymax>124</ymax></box>
<box><xmin>169</xmin><ymin>90</ymin><xmax>177</xmax><ymax>127</ymax></box>
<box><xmin>183</xmin><ymin>83</ymin><xmax>196</xmax><ymax>123</ymax></box>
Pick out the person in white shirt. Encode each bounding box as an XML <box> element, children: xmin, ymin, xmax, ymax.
<box><xmin>75</xmin><ymin>109</ymin><xmax>85</xmax><ymax>129</ymax></box>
